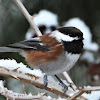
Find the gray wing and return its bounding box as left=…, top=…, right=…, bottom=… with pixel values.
left=6, top=38, right=50, bottom=52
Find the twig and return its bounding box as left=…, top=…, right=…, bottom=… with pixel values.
left=0, top=60, right=100, bottom=99
left=0, top=80, right=60, bottom=100
left=62, top=72, right=78, bottom=91
left=70, top=86, right=100, bottom=100
left=13, top=0, right=42, bottom=36
left=1, top=65, right=100, bottom=100
left=0, top=66, right=71, bottom=98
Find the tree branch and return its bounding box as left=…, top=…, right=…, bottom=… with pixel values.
left=0, top=59, right=100, bottom=100
left=0, top=66, right=71, bottom=98
left=62, top=72, right=78, bottom=91
left=13, top=0, right=42, bottom=36
left=0, top=80, right=60, bottom=100
left=1, top=65, right=100, bottom=100
left=70, top=86, right=100, bottom=100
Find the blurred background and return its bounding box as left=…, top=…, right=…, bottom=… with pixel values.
left=0, top=0, right=100, bottom=99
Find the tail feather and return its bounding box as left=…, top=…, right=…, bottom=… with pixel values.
left=0, top=47, right=20, bottom=52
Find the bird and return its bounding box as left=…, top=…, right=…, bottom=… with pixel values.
left=0, top=27, right=83, bottom=93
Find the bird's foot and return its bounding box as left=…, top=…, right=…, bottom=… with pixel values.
left=59, top=80, right=68, bottom=94
left=54, top=75, right=68, bottom=94
left=42, top=75, right=48, bottom=89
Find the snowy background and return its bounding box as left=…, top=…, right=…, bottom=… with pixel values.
left=0, top=0, right=100, bottom=100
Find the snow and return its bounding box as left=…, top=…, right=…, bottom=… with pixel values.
left=81, top=51, right=95, bottom=63
left=83, top=91, right=100, bottom=100
left=93, top=75, right=99, bottom=81
left=26, top=9, right=59, bottom=39
left=26, top=28, right=35, bottom=40
left=0, top=59, right=59, bottom=84
left=0, top=59, right=100, bottom=99
left=57, top=97, right=66, bottom=100
left=0, top=80, right=52, bottom=99
left=33, top=10, right=58, bottom=27
left=64, top=18, right=99, bottom=51
left=0, top=59, right=44, bottom=77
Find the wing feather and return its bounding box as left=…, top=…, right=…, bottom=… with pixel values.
left=6, top=38, right=50, bottom=52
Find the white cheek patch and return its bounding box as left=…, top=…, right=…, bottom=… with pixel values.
left=50, top=30, right=79, bottom=42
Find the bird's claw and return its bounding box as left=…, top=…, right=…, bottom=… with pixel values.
left=59, top=81, right=68, bottom=94
left=54, top=75, right=68, bottom=94
left=42, top=75, right=48, bottom=89
left=63, top=84, right=68, bottom=94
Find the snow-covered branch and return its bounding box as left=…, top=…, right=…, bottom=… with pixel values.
left=70, top=86, right=100, bottom=100
left=0, top=59, right=100, bottom=100
left=0, top=80, right=62, bottom=100
left=0, top=59, right=71, bottom=98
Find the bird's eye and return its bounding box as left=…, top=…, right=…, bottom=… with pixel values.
left=50, top=26, right=56, bottom=31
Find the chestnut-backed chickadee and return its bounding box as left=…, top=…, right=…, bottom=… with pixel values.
left=0, top=27, right=83, bottom=93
